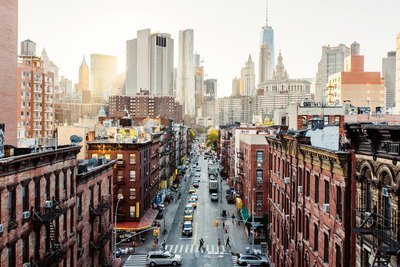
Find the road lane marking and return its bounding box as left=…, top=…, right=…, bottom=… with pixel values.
left=190, top=244, right=194, bottom=253
left=179, top=244, right=183, bottom=253
left=206, top=244, right=209, bottom=251
left=165, top=245, right=172, bottom=250
left=173, top=245, right=178, bottom=253
left=185, top=244, right=189, bottom=253
left=193, top=222, right=198, bottom=245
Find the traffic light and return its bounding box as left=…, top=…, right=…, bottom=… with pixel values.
left=153, top=228, right=159, bottom=237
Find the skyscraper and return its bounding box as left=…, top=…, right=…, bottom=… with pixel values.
left=232, top=77, right=241, bottom=96
left=260, top=0, right=274, bottom=80
left=204, top=79, right=217, bottom=99
left=90, top=54, right=117, bottom=102
left=194, top=54, right=204, bottom=117
left=126, top=29, right=174, bottom=96
left=78, top=56, right=89, bottom=93
left=315, top=44, right=350, bottom=104
left=382, top=51, right=396, bottom=110
left=396, top=33, right=400, bottom=113
left=176, top=29, right=195, bottom=116
left=0, top=0, right=18, bottom=146
left=41, top=48, right=59, bottom=89
left=241, top=55, right=256, bottom=96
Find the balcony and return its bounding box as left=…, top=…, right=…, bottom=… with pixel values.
left=353, top=208, right=400, bottom=265
left=32, top=198, right=67, bottom=223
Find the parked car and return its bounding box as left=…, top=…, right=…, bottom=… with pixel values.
left=146, top=250, right=182, bottom=266
left=236, top=254, right=269, bottom=266
left=188, top=187, right=196, bottom=194
left=211, top=193, right=218, bottom=201
left=189, top=198, right=197, bottom=208
left=191, top=193, right=198, bottom=201
left=192, top=182, right=199, bottom=188
left=181, top=221, right=193, bottom=236
left=226, top=195, right=235, bottom=204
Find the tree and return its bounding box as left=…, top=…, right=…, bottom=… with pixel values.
left=206, top=129, right=218, bottom=150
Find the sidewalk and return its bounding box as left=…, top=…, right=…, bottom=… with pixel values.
left=218, top=177, right=262, bottom=254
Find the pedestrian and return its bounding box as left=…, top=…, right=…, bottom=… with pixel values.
left=161, top=240, right=166, bottom=251
left=232, top=214, right=235, bottom=224
left=217, top=238, right=221, bottom=251
left=225, top=225, right=228, bottom=234
left=226, top=236, right=232, bottom=248
left=222, top=221, right=225, bottom=230
left=152, top=239, right=157, bottom=249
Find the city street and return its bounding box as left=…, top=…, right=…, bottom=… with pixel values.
left=123, top=150, right=250, bottom=267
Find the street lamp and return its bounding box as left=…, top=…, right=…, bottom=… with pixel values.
left=114, top=195, right=123, bottom=259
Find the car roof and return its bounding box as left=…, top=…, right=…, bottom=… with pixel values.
left=185, top=204, right=193, bottom=208
left=183, top=221, right=192, bottom=225
left=149, top=250, right=171, bottom=255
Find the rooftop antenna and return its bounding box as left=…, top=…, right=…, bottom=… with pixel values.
left=266, top=0, right=269, bottom=27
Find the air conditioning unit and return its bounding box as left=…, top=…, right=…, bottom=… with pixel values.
left=382, top=187, right=389, bottom=197
left=45, top=200, right=53, bottom=208
left=365, top=211, right=371, bottom=218
left=298, top=186, right=302, bottom=193
left=23, top=211, right=30, bottom=220
left=322, top=203, right=330, bottom=213
left=284, top=177, right=290, bottom=184
left=257, top=162, right=262, bottom=168
left=0, top=224, right=3, bottom=233
left=285, top=215, right=290, bottom=221
left=22, top=263, right=31, bottom=267
left=276, top=171, right=280, bottom=177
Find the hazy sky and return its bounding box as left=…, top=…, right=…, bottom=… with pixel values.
left=19, top=0, right=400, bottom=97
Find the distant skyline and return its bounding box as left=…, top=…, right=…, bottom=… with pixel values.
left=19, top=0, right=400, bottom=97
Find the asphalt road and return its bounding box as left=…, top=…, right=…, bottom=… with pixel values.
left=123, top=150, right=241, bottom=267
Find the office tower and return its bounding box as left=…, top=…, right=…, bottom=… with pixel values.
left=0, top=0, right=18, bottom=146
left=41, top=48, right=59, bottom=89
left=382, top=51, right=396, bottom=110
left=77, top=56, right=89, bottom=93
left=90, top=54, right=117, bottom=102
left=327, top=43, right=384, bottom=111
left=60, top=76, right=73, bottom=95
left=215, top=96, right=253, bottom=125
left=232, top=77, right=241, bottom=96
left=126, top=29, right=174, bottom=96
left=176, top=29, right=195, bottom=116
left=260, top=0, right=274, bottom=80
left=396, top=33, right=400, bottom=113
left=241, top=55, right=256, bottom=96
left=258, top=44, right=270, bottom=84
left=315, top=44, right=350, bottom=104
left=17, top=40, right=55, bottom=140
left=204, top=79, right=217, bottom=99
left=194, top=56, right=204, bottom=117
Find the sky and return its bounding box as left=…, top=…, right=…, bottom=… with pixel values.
left=19, top=0, right=400, bottom=97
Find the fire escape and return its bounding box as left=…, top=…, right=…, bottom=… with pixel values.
left=31, top=197, right=68, bottom=267
left=353, top=209, right=400, bottom=266
left=89, top=196, right=112, bottom=267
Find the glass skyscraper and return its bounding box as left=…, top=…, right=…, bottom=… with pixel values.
left=260, top=26, right=274, bottom=80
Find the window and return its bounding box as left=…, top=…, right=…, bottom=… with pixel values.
left=104, top=154, right=111, bottom=160
left=130, top=153, right=136, bottom=164
left=117, top=154, right=123, bottom=164
left=130, top=188, right=136, bottom=200
left=77, top=195, right=82, bottom=220
left=22, top=236, right=29, bottom=263
left=305, top=216, right=310, bottom=240
left=324, top=232, right=329, bottom=262
left=63, top=171, right=68, bottom=199
left=130, top=170, right=136, bottom=181
left=35, top=179, right=40, bottom=210
left=256, top=170, right=263, bottom=184
left=8, top=188, right=16, bottom=226
left=306, top=171, right=310, bottom=197
left=70, top=207, right=74, bottom=234
left=337, top=186, right=342, bottom=221
left=46, top=177, right=50, bottom=200
left=325, top=180, right=330, bottom=204
left=256, top=151, right=263, bottom=162
left=117, top=188, right=123, bottom=199
left=336, top=243, right=342, bottom=267
left=108, top=176, right=112, bottom=195
left=22, top=184, right=29, bottom=212
left=77, top=231, right=82, bottom=258
left=314, top=223, right=318, bottom=251
left=117, top=170, right=123, bottom=182
left=70, top=169, right=75, bottom=196
left=130, top=206, right=135, bottom=218
left=8, top=243, right=16, bottom=267
left=91, top=153, right=98, bottom=159
left=256, top=192, right=263, bottom=211
left=314, top=175, right=319, bottom=204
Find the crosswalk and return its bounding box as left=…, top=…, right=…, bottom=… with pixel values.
left=231, top=255, right=240, bottom=266
left=123, top=254, right=147, bottom=267
left=165, top=243, right=229, bottom=254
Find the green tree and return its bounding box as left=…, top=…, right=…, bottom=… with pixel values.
left=206, top=129, right=218, bottom=150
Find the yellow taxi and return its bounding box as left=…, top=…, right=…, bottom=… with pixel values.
left=184, top=204, right=194, bottom=221
left=188, top=187, right=196, bottom=194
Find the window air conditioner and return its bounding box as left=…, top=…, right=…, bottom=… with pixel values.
left=257, top=162, right=262, bottom=168
left=322, top=203, right=330, bottom=213
left=45, top=200, right=53, bottom=208
left=284, top=177, right=290, bottom=184
left=23, top=211, right=30, bottom=220
left=298, top=186, right=302, bottom=193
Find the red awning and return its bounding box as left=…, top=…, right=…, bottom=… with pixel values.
left=116, top=208, right=159, bottom=231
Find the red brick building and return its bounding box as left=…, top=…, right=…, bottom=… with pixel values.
left=267, top=133, right=354, bottom=267
left=76, top=158, right=115, bottom=266
left=237, top=134, right=270, bottom=243
left=0, top=145, right=80, bottom=266
left=87, top=140, right=159, bottom=232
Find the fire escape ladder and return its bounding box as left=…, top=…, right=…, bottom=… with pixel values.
left=372, top=248, right=391, bottom=266
left=49, top=221, right=61, bottom=254
left=100, top=213, right=111, bottom=266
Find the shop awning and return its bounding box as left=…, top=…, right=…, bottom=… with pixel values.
left=116, top=208, right=158, bottom=231
left=236, top=198, right=243, bottom=209
left=241, top=205, right=250, bottom=224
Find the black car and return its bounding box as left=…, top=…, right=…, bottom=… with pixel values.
left=182, top=221, right=193, bottom=236
left=226, top=195, right=235, bottom=204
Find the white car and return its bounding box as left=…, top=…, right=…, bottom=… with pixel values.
left=211, top=193, right=218, bottom=201
left=146, top=250, right=182, bottom=266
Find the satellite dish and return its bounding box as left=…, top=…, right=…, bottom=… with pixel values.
left=70, top=135, right=83, bottom=145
